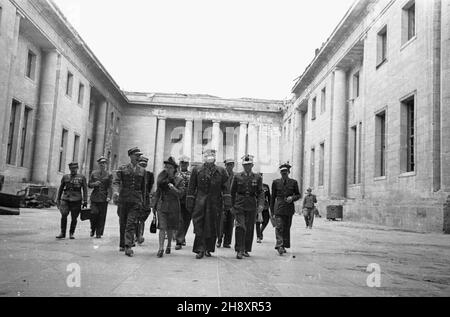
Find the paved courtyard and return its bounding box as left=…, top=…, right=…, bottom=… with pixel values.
left=0, top=206, right=449, bottom=297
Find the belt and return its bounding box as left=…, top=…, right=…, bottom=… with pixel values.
left=237, top=193, right=255, bottom=198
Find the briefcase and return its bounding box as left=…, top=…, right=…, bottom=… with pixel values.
left=80, top=208, right=92, bottom=221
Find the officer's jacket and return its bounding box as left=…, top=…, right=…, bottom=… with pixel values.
left=89, top=170, right=113, bottom=203
left=230, top=172, right=264, bottom=213
left=270, top=178, right=301, bottom=216
left=177, top=170, right=191, bottom=203
left=58, top=174, right=88, bottom=202
left=303, top=194, right=317, bottom=209
left=113, top=163, right=146, bottom=204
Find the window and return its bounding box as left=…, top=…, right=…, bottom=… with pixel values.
left=321, top=88, right=326, bottom=114
left=59, top=129, right=69, bottom=172
left=0, top=7, right=3, bottom=35
left=20, top=107, right=32, bottom=167
left=310, top=147, right=315, bottom=188
left=353, top=72, right=360, bottom=99
left=73, top=134, right=80, bottom=163
left=401, top=96, right=415, bottom=173
left=377, top=26, right=388, bottom=67
left=311, top=97, right=317, bottom=120
left=319, top=142, right=325, bottom=186
left=110, top=112, right=115, bottom=129
left=116, top=117, right=120, bottom=134
left=358, top=122, right=362, bottom=183
left=375, top=111, right=387, bottom=177
left=402, top=1, right=416, bottom=44
left=288, top=119, right=292, bottom=141
left=6, top=100, right=21, bottom=165
left=78, top=83, right=85, bottom=105
left=66, top=72, right=73, bottom=97
left=350, top=126, right=358, bottom=184
left=26, top=50, right=37, bottom=80
left=88, top=102, right=95, bottom=122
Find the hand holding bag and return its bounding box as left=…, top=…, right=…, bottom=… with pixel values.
left=150, top=213, right=158, bottom=234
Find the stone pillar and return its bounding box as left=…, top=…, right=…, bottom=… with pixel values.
left=211, top=120, right=221, bottom=159
left=184, top=119, right=193, bottom=161
left=441, top=0, right=450, bottom=191
left=248, top=123, right=259, bottom=170
left=293, top=109, right=304, bottom=189
left=238, top=122, right=248, bottom=170
left=93, top=100, right=108, bottom=162
left=31, top=50, right=59, bottom=184
left=330, top=68, right=348, bottom=199
left=154, top=117, right=166, bottom=176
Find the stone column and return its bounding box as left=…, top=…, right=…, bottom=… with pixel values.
left=154, top=117, right=166, bottom=175
left=93, top=100, right=108, bottom=162
left=237, top=122, right=248, bottom=171
left=184, top=119, right=193, bottom=161
left=441, top=0, right=450, bottom=191
left=31, top=50, right=59, bottom=184
left=248, top=123, right=259, bottom=170
left=330, top=68, right=348, bottom=199
left=212, top=120, right=221, bottom=161
left=293, top=109, right=304, bottom=188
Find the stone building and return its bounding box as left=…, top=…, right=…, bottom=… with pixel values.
left=284, top=0, right=450, bottom=232
left=1, top=0, right=449, bottom=233
left=0, top=0, right=284, bottom=195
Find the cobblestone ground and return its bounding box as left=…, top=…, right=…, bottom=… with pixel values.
left=0, top=206, right=449, bottom=297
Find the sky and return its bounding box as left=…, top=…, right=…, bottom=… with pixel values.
left=52, top=0, right=356, bottom=100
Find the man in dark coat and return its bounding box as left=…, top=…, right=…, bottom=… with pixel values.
left=56, top=162, right=88, bottom=240
left=136, top=156, right=154, bottom=245
left=186, top=149, right=232, bottom=259
left=271, top=162, right=301, bottom=255
left=175, top=155, right=192, bottom=250
left=231, top=155, right=264, bottom=259
left=113, top=147, right=146, bottom=257
left=217, top=158, right=236, bottom=249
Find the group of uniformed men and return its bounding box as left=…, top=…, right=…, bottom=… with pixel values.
left=55, top=146, right=314, bottom=259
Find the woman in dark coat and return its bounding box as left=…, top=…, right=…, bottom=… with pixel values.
left=152, top=157, right=185, bottom=258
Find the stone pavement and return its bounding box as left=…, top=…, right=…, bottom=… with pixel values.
left=0, top=206, right=449, bottom=297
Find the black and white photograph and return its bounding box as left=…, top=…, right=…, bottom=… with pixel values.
left=0, top=0, right=450, bottom=301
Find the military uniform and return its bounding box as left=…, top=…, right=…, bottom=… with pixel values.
left=113, top=148, right=146, bottom=253
left=175, top=159, right=192, bottom=247
left=218, top=160, right=236, bottom=248
left=256, top=183, right=272, bottom=242
left=271, top=163, right=301, bottom=253
left=88, top=158, right=113, bottom=238
left=136, top=156, right=155, bottom=244
left=187, top=150, right=231, bottom=258
left=231, top=155, right=264, bottom=256
left=303, top=191, right=317, bottom=229
left=56, top=163, right=88, bottom=239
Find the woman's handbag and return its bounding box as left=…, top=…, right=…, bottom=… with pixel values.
left=80, top=208, right=92, bottom=221
left=150, top=214, right=158, bottom=234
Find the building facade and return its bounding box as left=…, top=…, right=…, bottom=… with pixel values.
left=1, top=0, right=449, bottom=232
left=285, top=0, right=450, bottom=232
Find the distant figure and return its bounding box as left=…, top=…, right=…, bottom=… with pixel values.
left=303, top=188, right=318, bottom=229
left=152, top=157, right=184, bottom=258
left=271, top=162, right=301, bottom=256
left=56, top=162, right=88, bottom=240
left=88, top=156, right=113, bottom=239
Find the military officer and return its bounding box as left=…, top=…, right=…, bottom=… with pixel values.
left=56, top=162, right=88, bottom=240
left=88, top=156, right=113, bottom=239
left=217, top=158, right=236, bottom=249
left=136, top=156, right=155, bottom=245
left=270, top=162, right=301, bottom=255
left=230, top=155, right=264, bottom=260
left=303, top=188, right=318, bottom=229
left=187, top=149, right=232, bottom=259
left=175, top=155, right=192, bottom=250
left=113, top=147, right=146, bottom=257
